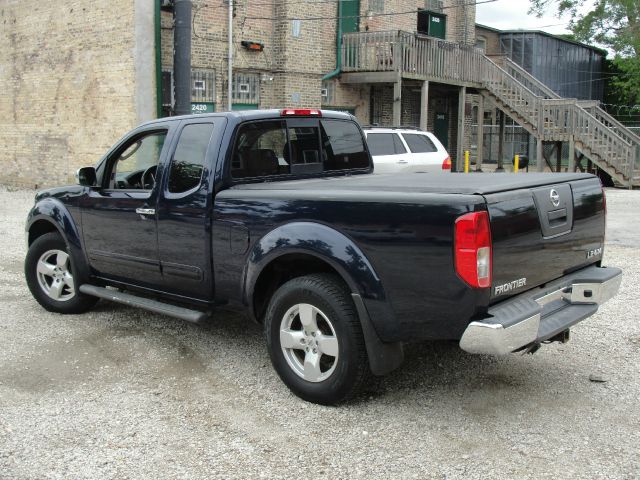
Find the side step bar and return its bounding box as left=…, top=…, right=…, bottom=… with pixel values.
left=79, top=284, right=208, bottom=324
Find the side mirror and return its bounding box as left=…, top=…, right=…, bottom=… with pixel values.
left=76, top=167, right=97, bottom=187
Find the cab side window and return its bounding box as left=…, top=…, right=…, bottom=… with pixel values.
left=167, top=123, right=215, bottom=193
left=107, top=130, right=167, bottom=190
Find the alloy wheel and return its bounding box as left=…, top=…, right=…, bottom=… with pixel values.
left=279, top=303, right=339, bottom=382
left=36, top=249, right=75, bottom=302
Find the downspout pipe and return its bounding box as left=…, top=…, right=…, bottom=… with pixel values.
left=322, top=0, right=343, bottom=81
left=154, top=0, right=162, bottom=118
left=227, top=0, right=233, bottom=111
left=174, top=0, right=192, bottom=116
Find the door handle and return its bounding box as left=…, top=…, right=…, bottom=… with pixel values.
left=397, top=159, right=409, bottom=164
left=136, top=208, right=156, bottom=216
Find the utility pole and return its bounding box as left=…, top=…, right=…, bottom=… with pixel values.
left=227, top=0, right=233, bottom=111
left=173, top=0, right=192, bottom=116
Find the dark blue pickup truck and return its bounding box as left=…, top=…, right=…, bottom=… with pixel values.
left=24, top=109, right=621, bottom=404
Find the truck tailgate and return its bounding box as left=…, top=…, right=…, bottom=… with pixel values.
left=486, top=176, right=606, bottom=303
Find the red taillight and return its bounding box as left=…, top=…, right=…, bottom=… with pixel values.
left=455, top=211, right=492, bottom=288
left=442, top=156, right=452, bottom=170
left=280, top=108, right=322, bottom=117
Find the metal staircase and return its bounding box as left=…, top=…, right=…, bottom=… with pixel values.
left=341, top=31, right=640, bottom=187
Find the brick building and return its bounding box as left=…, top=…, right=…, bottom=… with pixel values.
left=0, top=0, right=478, bottom=187
left=3, top=0, right=636, bottom=187
left=0, top=0, right=155, bottom=188
left=160, top=0, right=477, bottom=137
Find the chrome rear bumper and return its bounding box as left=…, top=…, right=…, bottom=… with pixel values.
left=460, top=265, right=622, bottom=355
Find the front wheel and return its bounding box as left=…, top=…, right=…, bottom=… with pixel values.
left=25, top=232, right=98, bottom=314
left=265, top=274, right=370, bottom=405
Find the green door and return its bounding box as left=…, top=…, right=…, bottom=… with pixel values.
left=428, top=13, right=446, bottom=39
left=341, top=0, right=359, bottom=33
left=341, top=0, right=359, bottom=67
left=434, top=112, right=449, bottom=150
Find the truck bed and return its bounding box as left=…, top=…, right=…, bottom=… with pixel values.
left=233, top=172, right=593, bottom=195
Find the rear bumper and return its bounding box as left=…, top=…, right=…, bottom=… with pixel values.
left=459, top=265, right=622, bottom=355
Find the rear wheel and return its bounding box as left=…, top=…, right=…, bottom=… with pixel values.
left=265, top=274, right=369, bottom=405
left=25, top=232, right=98, bottom=314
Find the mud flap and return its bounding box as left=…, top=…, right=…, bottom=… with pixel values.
left=351, top=293, right=404, bottom=376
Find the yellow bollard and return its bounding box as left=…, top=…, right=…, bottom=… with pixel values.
left=514, top=154, right=519, bottom=173
left=464, top=150, right=470, bottom=173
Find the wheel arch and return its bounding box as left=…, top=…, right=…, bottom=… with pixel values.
left=244, top=222, right=387, bottom=324
left=28, top=218, right=62, bottom=246
left=26, top=199, right=90, bottom=284
left=249, top=250, right=356, bottom=324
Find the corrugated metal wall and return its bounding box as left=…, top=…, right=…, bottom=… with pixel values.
left=499, top=32, right=603, bottom=101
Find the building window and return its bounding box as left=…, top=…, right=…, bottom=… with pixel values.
left=162, top=69, right=173, bottom=108
left=190, top=69, right=216, bottom=114
left=191, top=69, right=215, bottom=103
left=292, top=19, right=301, bottom=38
left=321, top=81, right=335, bottom=105
left=232, top=72, right=260, bottom=104
left=369, top=0, right=384, bottom=13
left=475, top=36, right=487, bottom=52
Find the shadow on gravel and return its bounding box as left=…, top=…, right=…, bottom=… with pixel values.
left=5, top=298, right=571, bottom=412
left=351, top=340, right=571, bottom=412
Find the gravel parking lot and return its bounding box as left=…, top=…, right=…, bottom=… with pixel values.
left=0, top=186, right=638, bottom=479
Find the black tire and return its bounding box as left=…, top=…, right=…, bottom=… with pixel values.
left=25, top=232, right=98, bottom=314
left=265, top=273, right=370, bottom=405
left=597, top=168, right=615, bottom=187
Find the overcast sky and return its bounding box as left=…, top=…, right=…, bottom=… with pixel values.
left=476, top=0, right=579, bottom=35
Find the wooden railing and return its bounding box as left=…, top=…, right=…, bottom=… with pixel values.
left=582, top=104, right=640, bottom=147
left=342, top=31, right=485, bottom=85
left=342, top=30, right=639, bottom=184
left=498, top=58, right=640, bottom=179
left=479, top=54, right=635, bottom=179
left=583, top=106, right=640, bottom=177
left=502, top=58, right=560, bottom=100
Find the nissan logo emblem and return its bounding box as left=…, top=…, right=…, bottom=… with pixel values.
left=550, top=189, right=560, bottom=207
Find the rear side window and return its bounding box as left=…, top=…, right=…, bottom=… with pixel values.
left=319, top=120, right=369, bottom=170
left=231, top=119, right=369, bottom=179
left=232, top=120, right=288, bottom=179
left=168, top=123, right=215, bottom=193
left=367, top=133, right=406, bottom=155
left=402, top=133, right=437, bottom=153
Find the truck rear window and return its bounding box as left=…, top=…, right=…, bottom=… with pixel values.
left=232, top=119, right=369, bottom=179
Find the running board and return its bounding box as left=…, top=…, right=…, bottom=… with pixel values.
left=79, top=284, right=208, bottom=324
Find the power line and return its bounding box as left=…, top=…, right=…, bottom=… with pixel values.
left=243, top=0, right=498, bottom=22
left=205, top=0, right=361, bottom=10
left=559, top=75, right=640, bottom=86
